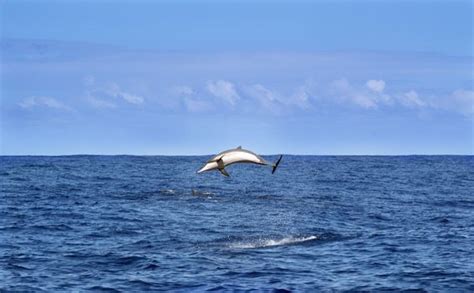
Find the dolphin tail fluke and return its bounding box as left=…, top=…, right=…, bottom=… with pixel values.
left=271, top=155, right=283, bottom=174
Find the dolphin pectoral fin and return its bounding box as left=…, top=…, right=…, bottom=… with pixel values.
left=216, top=158, right=229, bottom=176
left=217, top=158, right=225, bottom=169
left=272, top=155, right=283, bottom=174
left=219, top=168, right=230, bottom=177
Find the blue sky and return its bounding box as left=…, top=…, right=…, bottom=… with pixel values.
left=1, top=0, right=473, bottom=155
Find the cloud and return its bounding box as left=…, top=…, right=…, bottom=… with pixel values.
left=243, top=83, right=313, bottom=113
left=244, top=84, right=282, bottom=113
left=120, top=92, right=144, bottom=104
left=366, top=80, right=386, bottom=93
left=167, top=79, right=471, bottom=117
left=206, top=80, right=240, bottom=106
left=247, top=84, right=278, bottom=103
left=5, top=40, right=472, bottom=117
left=291, top=87, right=311, bottom=109
left=172, top=85, right=194, bottom=96
left=85, top=92, right=117, bottom=109
left=288, top=79, right=317, bottom=110
left=441, top=89, right=474, bottom=116
left=83, top=77, right=144, bottom=108
left=327, top=79, right=396, bottom=109
left=452, top=89, right=474, bottom=113
left=352, top=94, right=378, bottom=109
left=397, top=90, right=426, bottom=108
left=18, top=96, right=72, bottom=111
left=330, top=78, right=351, bottom=92
left=394, top=89, right=473, bottom=116
left=183, top=97, right=213, bottom=112
left=169, top=85, right=214, bottom=112
left=330, top=79, right=378, bottom=108
left=327, top=79, right=472, bottom=116
left=104, top=82, right=144, bottom=105
left=169, top=85, right=213, bottom=112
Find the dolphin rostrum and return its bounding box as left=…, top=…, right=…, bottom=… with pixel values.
left=197, top=146, right=283, bottom=177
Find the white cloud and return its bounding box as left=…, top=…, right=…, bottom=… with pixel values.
left=104, top=82, right=144, bottom=105
left=170, top=79, right=471, bottom=117
left=331, top=79, right=351, bottom=92
left=172, top=85, right=194, bottom=96
left=330, top=79, right=378, bottom=109
left=398, top=90, right=426, bottom=108
left=206, top=80, right=240, bottom=106
left=444, top=89, right=474, bottom=116
left=352, top=93, right=378, bottom=109
left=168, top=85, right=213, bottom=112
left=327, top=79, right=395, bottom=109
left=286, top=80, right=316, bottom=110
left=394, top=89, right=473, bottom=116
left=85, top=92, right=117, bottom=109
left=83, top=77, right=145, bottom=108
left=244, top=84, right=282, bottom=113
left=291, top=87, right=311, bottom=109
left=248, top=84, right=277, bottom=102
left=18, top=97, right=40, bottom=109
left=183, top=97, right=213, bottom=112
left=243, top=83, right=313, bottom=113
left=169, top=85, right=214, bottom=113
left=121, top=92, right=144, bottom=105
left=19, top=96, right=72, bottom=111
left=366, top=80, right=386, bottom=93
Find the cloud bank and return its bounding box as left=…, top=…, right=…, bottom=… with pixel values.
left=3, top=39, right=472, bottom=155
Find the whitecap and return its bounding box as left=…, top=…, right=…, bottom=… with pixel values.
left=228, top=235, right=319, bottom=249
left=160, top=189, right=176, bottom=195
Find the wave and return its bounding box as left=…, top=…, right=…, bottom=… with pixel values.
left=93, top=176, right=116, bottom=181
left=87, top=285, right=121, bottom=292
left=30, top=224, right=74, bottom=231
left=160, top=189, right=176, bottom=195
left=191, top=189, right=213, bottom=196
left=228, top=235, right=320, bottom=249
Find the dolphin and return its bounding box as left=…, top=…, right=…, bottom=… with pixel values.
left=197, top=146, right=283, bottom=177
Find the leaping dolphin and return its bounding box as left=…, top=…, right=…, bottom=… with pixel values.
left=197, top=146, right=283, bottom=177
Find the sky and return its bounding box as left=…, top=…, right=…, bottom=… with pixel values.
left=0, top=0, right=473, bottom=155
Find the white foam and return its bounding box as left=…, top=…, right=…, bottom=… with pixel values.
left=161, top=189, right=175, bottom=194
left=228, top=235, right=319, bottom=249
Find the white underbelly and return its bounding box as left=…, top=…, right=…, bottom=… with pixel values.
left=222, top=151, right=261, bottom=166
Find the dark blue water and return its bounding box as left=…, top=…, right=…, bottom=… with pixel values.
left=1, top=155, right=473, bottom=292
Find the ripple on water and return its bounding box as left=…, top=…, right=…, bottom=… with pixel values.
left=213, top=232, right=344, bottom=249
left=87, top=285, right=121, bottom=292
left=1, top=155, right=473, bottom=292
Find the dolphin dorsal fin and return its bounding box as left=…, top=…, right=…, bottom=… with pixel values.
left=236, top=146, right=242, bottom=149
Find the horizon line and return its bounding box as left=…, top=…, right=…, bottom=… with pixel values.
left=0, top=153, right=472, bottom=157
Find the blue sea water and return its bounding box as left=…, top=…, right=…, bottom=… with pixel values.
left=1, top=155, right=473, bottom=292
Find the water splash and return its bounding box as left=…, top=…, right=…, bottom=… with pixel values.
left=228, top=235, right=320, bottom=249
left=160, top=189, right=176, bottom=195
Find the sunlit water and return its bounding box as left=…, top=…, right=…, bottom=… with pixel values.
left=1, top=155, right=473, bottom=291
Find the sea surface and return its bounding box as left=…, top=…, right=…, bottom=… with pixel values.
left=1, top=155, right=473, bottom=292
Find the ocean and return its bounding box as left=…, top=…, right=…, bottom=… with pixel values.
left=1, top=155, right=473, bottom=292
